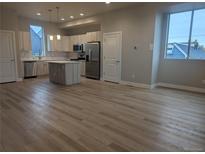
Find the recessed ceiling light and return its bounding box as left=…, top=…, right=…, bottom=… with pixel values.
left=61, top=18, right=65, bottom=21
left=36, top=13, right=41, bottom=16
left=70, top=16, right=74, bottom=19
left=80, top=13, right=84, bottom=16
left=105, top=2, right=110, bottom=4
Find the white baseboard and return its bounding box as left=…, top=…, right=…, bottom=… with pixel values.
left=16, top=78, right=23, bottom=82
left=157, top=82, right=205, bottom=93
left=120, top=80, right=156, bottom=89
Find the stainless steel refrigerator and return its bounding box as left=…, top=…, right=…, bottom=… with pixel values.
left=84, top=41, right=100, bottom=80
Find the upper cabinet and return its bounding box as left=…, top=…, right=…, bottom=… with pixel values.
left=47, top=31, right=101, bottom=52
left=86, top=31, right=101, bottom=42
left=19, top=31, right=32, bottom=51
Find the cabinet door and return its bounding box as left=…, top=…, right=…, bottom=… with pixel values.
left=80, top=34, right=87, bottom=44
left=23, top=32, right=32, bottom=51
left=43, top=62, right=48, bottom=75
left=37, top=62, right=42, bottom=75
left=19, top=31, right=31, bottom=51
left=55, top=39, right=61, bottom=51
left=96, top=31, right=101, bottom=41
left=80, top=61, right=85, bottom=76
left=37, top=62, right=48, bottom=75
left=69, top=36, right=75, bottom=51
left=61, top=36, right=69, bottom=51
left=86, top=32, right=97, bottom=42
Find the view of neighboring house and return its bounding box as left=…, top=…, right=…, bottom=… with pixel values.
left=167, top=42, right=205, bottom=59
left=30, top=25, right=44, bottom=56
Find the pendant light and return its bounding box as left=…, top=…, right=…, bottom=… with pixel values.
left=56, top=7, right=61, bottom=40
left=48, top=9, right=53, bottom=41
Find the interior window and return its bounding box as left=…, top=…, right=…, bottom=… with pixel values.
left=166, top=11, right=192, bottom=59
left=30, top=25, right=45, bottom=56
left=165, top=8, right=205, bottom=60
left=190, top=9, right=205, bottom=60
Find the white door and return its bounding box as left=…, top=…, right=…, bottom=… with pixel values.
left=0, top=31, right=16, bottom=83
left=103, top=32, right=122, bottom=83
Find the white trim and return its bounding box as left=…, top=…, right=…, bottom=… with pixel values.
left=120, top=80, right=156, bottom=89
left=103, top=31, right=122, bottom=83
left=12, top=31, right=19, bottom=81
left=157, top=82, right=205, bottom=93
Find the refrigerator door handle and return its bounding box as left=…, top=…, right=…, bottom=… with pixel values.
left=89, top=49, right=92, bottom=61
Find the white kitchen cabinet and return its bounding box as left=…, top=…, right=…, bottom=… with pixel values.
left=96, top=31, right=101, bottom=41
left=86, top=31, right=101, bottom=42
left=48, top=61, right=80, bottom=85
left=79, top=34, right=87, bottom=44
left=61, top=36, right=69, bottom=51
left=79, top=60, right=86, bottom=76
left=37, top=61, right=49, bottom=76
left=19, top=31, right=32, bottom=51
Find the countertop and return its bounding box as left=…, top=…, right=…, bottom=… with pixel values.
left=21, top=57, right=68, bottom=62
left=47, top=60, right=81, bottom=64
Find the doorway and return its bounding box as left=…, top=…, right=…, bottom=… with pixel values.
left=0, top=30, right=17, bottom=83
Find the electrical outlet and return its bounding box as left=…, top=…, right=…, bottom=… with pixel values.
left=202, top=80, right=205, bottom=84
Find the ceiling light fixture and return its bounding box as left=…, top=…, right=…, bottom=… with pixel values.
left=56, top=7, right=61, bottom=40
left=61, top=18, right=65, bottom=21
left=36, top=12, right=41, bottom=16
left=70, top=16, right=74, bottom=19
left=105, top=2, right=110, bottom=4
left=49, top=35, right=54, bottom=41
left=57, top=34, right=61, bottom=40
left=80, top=13, right=84, bottom=16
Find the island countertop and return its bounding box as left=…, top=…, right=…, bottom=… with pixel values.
left=48, top=60, right=81, bottom=85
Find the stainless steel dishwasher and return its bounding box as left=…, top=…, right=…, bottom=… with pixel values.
left=23, top=61, right=37, bottom=78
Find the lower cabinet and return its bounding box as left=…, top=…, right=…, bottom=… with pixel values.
left=37, top=62, right=49, bottom=76
left=80, top=60, right=86, bottom=76
left=49, top=62, right=80, bottom=85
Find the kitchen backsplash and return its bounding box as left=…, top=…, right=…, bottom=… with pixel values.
left=21, top=50, right=79, bottom=60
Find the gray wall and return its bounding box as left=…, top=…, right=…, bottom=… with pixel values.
left=62, top=3, right=205, bottom=89
left=158, top=14, right=205, bottom=88
left=100, top=5, right=156, bottom=84
left=63, top=4, right=158, bottom=84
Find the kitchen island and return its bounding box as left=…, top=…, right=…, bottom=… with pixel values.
left=48, top=61, right=81, bottom=85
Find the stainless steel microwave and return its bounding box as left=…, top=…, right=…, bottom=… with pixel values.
left=73, top=44, right=83, bottom=52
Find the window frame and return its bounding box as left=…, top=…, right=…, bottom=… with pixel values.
left=164, top=8, right=205, bottom=61
left=30, top=25, right=46, bottom=57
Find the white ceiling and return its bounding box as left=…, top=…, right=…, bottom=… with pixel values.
left=2, top=2, right=136, bottom=23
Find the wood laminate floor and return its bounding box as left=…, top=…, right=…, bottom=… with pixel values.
left=0, top=77, right=205, bottom=152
